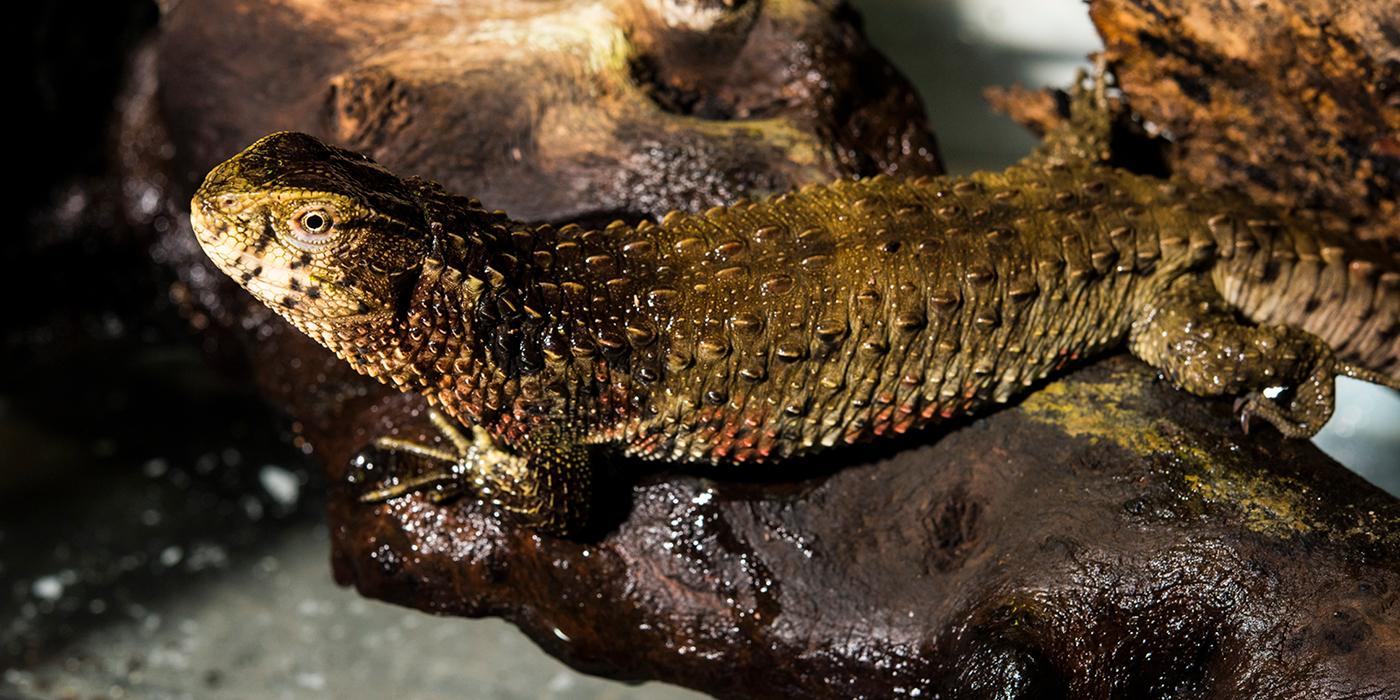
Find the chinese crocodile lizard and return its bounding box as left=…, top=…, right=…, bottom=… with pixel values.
left=190, top=76, right=1400, bottom=534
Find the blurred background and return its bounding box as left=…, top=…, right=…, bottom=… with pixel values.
left=3, top=1, right=1396, bottom=698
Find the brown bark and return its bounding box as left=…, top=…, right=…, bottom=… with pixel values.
left=152, top=0, right=939, bottom=224
left=997, top=0, right=1400, bottom=245
left=110, top=0, right=1400, bottom=697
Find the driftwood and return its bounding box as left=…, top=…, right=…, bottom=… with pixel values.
left=104, top=0, right=1400, bottom=697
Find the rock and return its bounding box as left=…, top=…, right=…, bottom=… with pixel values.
left=152, top=0, right=940, bottom=223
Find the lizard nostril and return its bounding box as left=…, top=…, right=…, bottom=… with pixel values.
left=211, top=193, right=238, bottom=211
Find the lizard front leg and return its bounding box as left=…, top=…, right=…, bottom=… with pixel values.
left=352, top=410, right=593, bottom=536
left=1128, top=275, right=1377, bottom=437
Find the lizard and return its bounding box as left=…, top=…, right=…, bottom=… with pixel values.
left=190, top=72, right=1400, bottom=535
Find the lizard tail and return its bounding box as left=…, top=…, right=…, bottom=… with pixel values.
left=1211, top=221, right=1400, bottom=382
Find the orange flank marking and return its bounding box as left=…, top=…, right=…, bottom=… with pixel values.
left=635, top=434, right=659, bottom=452
left=756, top=435, right=776, bottom=459
left=893, top=413, right=917, bottom=433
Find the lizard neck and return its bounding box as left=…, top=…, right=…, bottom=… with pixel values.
left=305, top=255, right=495, bottom=423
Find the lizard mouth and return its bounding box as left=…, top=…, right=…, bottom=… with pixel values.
left=189, top=197, right=293, bottom=296
left=189, top=198, right=262, bottom=281
left=189, top=198, right=240, bottom=266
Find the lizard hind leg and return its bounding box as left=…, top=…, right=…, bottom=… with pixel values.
left=350, top=409, right=594, bottom=535
left=1130, top=276, right=1344, bottom=438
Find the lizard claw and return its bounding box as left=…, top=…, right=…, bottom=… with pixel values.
left=1230, top=389, right=1325, bottom=439
left=1234, top=395, right=1254, bottom=435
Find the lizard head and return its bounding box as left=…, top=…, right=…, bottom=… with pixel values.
left=190, top=131, right=433, bottom=332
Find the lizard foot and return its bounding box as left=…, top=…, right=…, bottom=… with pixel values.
left=350, top=409, right=524, bottom=504
left=1232, top=364, right=1336, bottom=439
left=348, top=409, right=593, bottom=535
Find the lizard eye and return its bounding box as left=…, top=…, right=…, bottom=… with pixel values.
left=288, top=205, right=337, bottom=248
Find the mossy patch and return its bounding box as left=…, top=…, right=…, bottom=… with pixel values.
left=1020, top=368, right=1399, bottom=548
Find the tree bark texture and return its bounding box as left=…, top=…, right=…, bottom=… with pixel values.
left=998, top=0, right=1400, bottom=246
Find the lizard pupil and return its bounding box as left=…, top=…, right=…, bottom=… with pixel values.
left=302, top=212, right=328, bottom=232
left=286, top=205, right=338, bottom=250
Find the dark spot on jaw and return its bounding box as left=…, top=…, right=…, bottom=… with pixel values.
left=281, top=296, right=298, bottom=309
left=289, top=278, right=302, bottom=292
left=289, top=252, right=313, bottom=270
left=252, top=265, right=264, bottom=277
left=240, top=271, right=254, bottom=283
left=253, top=219, right=276, bottom=253
left=307, top=286, right=322, bottom=300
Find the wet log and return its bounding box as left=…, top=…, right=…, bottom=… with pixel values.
left=114, top=0, right=1400, bottom=697
left=327, top=356, right=1400, bottom=698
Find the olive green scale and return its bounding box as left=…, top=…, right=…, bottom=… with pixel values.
left=530, top=167, right=1200, bottom=460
